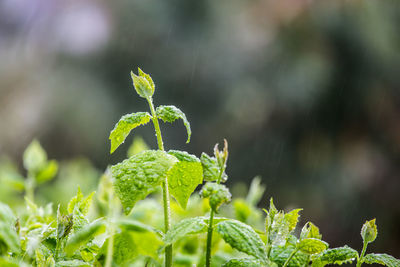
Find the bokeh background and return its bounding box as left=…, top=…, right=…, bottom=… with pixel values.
left=1, top=0, right=399, bottom=259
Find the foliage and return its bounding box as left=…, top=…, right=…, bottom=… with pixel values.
left=0, top=70, right=398, bottom=266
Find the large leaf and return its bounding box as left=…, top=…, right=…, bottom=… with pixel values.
left=270, top=246, right=308, bottom=267
left=318, top=246, right=358, bottom=265
left=109, top=112, right=152, bottom=153
left=64, top=219, right=106, bottom=255
left=167, top=150, right=203, bottom=209
left=298, top=238, right=328, bottom=255
left=0, top=202, right=20, bottom=253
left=163, top=217, right=208, bottom=245
left=216, top=219, right=267, bottom=263
left=222, top=258, right=264, bottom=267
left=363, top=253, right=400, bottom=267
left=111, top=150, right=177, bottom=214
left=156, top=105, right=191, bottom=143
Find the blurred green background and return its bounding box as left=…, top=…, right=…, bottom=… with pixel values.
left=0, top=0, right=399, bottom=258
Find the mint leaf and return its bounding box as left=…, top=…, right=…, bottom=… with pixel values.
left=270, top=246, right=308, bottom=267
left=64, top=219, right=106, bottom=256
left=131, top=68, right=155, bottom=99
left=216, top=219, right=267, bottom=263
left=285, top=209, right=302, bottom=233
left=156, top=105, right=191, bottom=143
left=167, top=150, right=203, bottom=209
left=200, top=182, right=231, bottom=212
left=363, top=253, right=400, bottom=267
left=109, top=112, right=152, bottom=153
left=23, top=139, right=47, bottom=173
left=56, top=260, right=91, bottom=267
left=361, top=219, right=377, bottom=244
left=318, top=246, right=358, bottom=265
left=0, top=202, right=20, bottom=253
left=111, top=150, right=177, bottom=214
left=200, top=153, right=223, bottom=182
left=300, top=222, right=322, bottom=240
left=35, top=160, right=58, bottom=184
left=163, top=217, right=208, bottom=245
left=222, top=258, right=264, bottom=267
left=298, top=238, right=328, bottom=255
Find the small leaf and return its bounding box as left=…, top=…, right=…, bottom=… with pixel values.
left=0, top=202, right=20, bottom=253
left=67, top=187, right=94, bottom=216
left=200, top=182, right=231, bottom=212
left=131, top=68, right=155, bottom=99
left=285, top=209, right=302, bottom=233
left=109, top=112, right=152, bottom=153
left=363, top=253, right=400, bottom=267
left=118, top=218, right=159, bottom=234
left=222, top=258, right=264, bottom=267
left=298, top=238, right=328, bottom=255
left=156, top=105, right=191, bottom=143
left=111, top=150, right=178, bottom=214
left=318, top=246, right=358, bottom=265
left=35, top=160, right=58, bottom=184
left=167, top=150, right=203, bottom=209
left=55, top=260, right=90, bottom=267
left=57, top=206, right=73, bottom=240
left=216, top=219, right=267, bottom=263
left=64, top=219, right=106, bottom=255
left=300, top=222, right=322, bottom=240
left=163, top=217, right=208, bottom=245
left=23, top=139, right=47, bottom=173
left=361, top=219, right=377, bottom=244
left=200, top=153, right=220, bottom=182
left=245, top=176, right=266, bottom=206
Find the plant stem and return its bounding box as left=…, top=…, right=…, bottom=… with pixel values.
left=26, top=175, right=35, bottom=202
left=147, top=97, right=172, bottom=267
left=105, top=190, right=118, bottom=267
left=282, top=248, right=298, bottom=267
left=356, top=241, right=368, bottom=267
left=205, top=169, right=224, bottom=267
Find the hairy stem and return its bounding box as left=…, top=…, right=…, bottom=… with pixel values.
left=356, top=241, right=368, bottom=267
left=282, top=248, right=299, bottom=267
left=147, top=97, right=172, bottom=267
left=205, top=168, right=224, bottom=267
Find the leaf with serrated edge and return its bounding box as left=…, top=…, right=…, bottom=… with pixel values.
left=167, top=150, right=203, bottom=209
left=216, top=219, right=267, bottom=263
left=0, top=202, right=20, bottom=253
left=222, top=258, right=264, bottom=267
left=163, top=217, right=208, bottom=245
left=156, top=105, right=191, bottom=143
left=200, top=153, right=220, bottom=182
left=318, top=246, right=358, bottom=265
left=363, top=253, right=400, bottom=267
left=109, top=112, right=152, bottom=153
left=112, top=150, right=177, bottom=214
left=270, top=246, right=308, bottom=267
left=285, top=209, right=302, bottom=233
left=298, top=238, right=328, bottom=255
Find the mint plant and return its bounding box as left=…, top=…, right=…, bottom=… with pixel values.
left=109, top=68, right=202, bottom=267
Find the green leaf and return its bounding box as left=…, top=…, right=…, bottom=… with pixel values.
left=0, top=202, right=20, bottom=253
left=102, top=231, right=137, bottom=266
left=163, top=217, right=208, bottom=246
left=35, top=160, right=58, bottom=184
left=361, top=219, right=377, bottom=244
left=111, top=150, right=178, bottom=214
left=298, top=238, right=328, bottom=255
left=233, top=199, right=252, bottom=223
left=167, top=150, right=203, bottom=209
left=67, top=187, right=94, bottom=217
left=300, top=222, right=322, bottom=240
left=363, top=253, right=400, bottom=267
left=222, top=258, right=264, bottom=267
left=131, top=68, right=155, bottom=99
left=64, top=219, right=106, bottom=255
left=117, top=218, right=160, bottom=235
left=23, top=139, right=47, bottom=173
left=216, top=219, right=267, bottom=263
left=56, top=206, right=73, bottom=240
left=55, top=260, right=90, bottom=267
left=200, top=153, right=221, bottom=182
left=318, top=246, right=358, bottom=265
left=156, top=105, right=191, bottom=143
left=200, top=182, right=231, bottom=212
left=270, top=246, right=308, bottom=267
left=245, top=176, right=266, bottom=206
left=285, top=209, right=302, bottom=233
left=109, top=112, right=152, bottom=153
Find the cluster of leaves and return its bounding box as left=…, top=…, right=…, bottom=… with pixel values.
left=0, top=69, right=399, bottom=267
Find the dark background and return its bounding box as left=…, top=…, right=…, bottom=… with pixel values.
left=0, top=0, right=399, bottom=258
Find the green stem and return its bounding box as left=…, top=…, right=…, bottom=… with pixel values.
left=105, top=191, right=118, bottom=267
left=357, top=241, right=368, bottom=267
left=205, top=168, right=225, bottom=267
left=26, top=175, right=35, bottom=202
left=147, top=97, right=172, bottom=267
left=282, top=248, right=299, bottom=267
